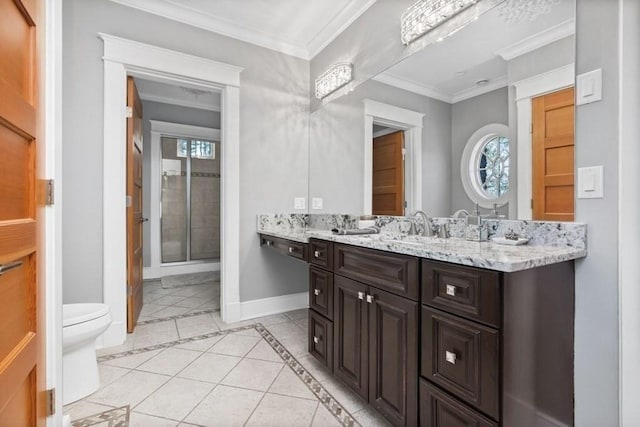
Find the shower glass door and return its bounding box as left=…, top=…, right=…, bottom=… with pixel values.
left=161, top=136, right=220, bottom=264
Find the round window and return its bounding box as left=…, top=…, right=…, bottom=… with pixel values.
left=460, top=124, right=510, bottom=208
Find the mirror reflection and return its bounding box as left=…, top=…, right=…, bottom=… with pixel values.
left=308, top=0, right=575, bottom=221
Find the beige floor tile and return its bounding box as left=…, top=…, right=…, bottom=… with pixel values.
left=176, top=313, right=219, bottom=338
left=268, top=367, right=316, bottom=400
left=295, top=317, right=309, bottom=330
left=296, top=354, right=332, bottom=383
left=311, top=404, right=343, bottom=427
left=139, top=302, right=168, bottom=317
left=96, top=335, right=134, bottom=357
left=137, top=348, right=202, bottom=376
left=177, top=352, right=241, bottom=384
left=150, top=306, right=192, bottom=319
left=133, top=321, right=180, bottom=348
left=252, top=313, right=292, bottom=326
left=221, top=358, right=284, bottom=392
left=284, top=308, right=309, bottom=321
left=174, top=335, right=224, bottom=352
left=101, top=349, right=163, bottom=369
left=265, top=322, right=307, bottom=342
left=86, top=370, right=170, bottom=408
left=173, top=296, right=212, bottom=309
left=212, top=312, right=258, bottom=330
left=278, top=335, right=309, bottom=357
left=129, top=411, right=179, bottom=427
left=183, top=385, right=263, bottom=427
left=245, top=393, right=318, bottom=427
left=353, top=406, right=393, bottom=426
left=230, top=328, right=261, bottom=338
left=98, top=364, right=130, bottom=387
left=64, top=400, right=115, bottom=421
left=135, top=377, right=214, bottom=421
left=208, top=334, right=260, bottom=357
left=168, top=285, right=212, bottom=297
left=245, top=340, right=283, bottom=362
left=319, top=377, right=367, bottom=414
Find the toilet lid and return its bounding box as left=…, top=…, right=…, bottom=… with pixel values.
left=63, top=303, right=110, bottom=327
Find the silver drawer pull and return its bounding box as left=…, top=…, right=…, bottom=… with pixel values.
left=313, top=336, right=320, bottom=344
left=445, top=350, right=457, bottom=365
left=0, top=261, right=23, bottom=276
left=314, top=288, right=321, bottom=296
left=358, top=291, right=365, bottom=300
left=288, top=247, right=295, bottom=253
left=266, top=240, right=274, bottom=246
left=314, top=250, right=321, bottom=258
left=366, top=294, right=375, bottom=304
left=445, top=284, right=456, bottom=296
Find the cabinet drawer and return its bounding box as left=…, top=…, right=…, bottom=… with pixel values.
left=260, top=234, right=308, bottom=262
left=420, top=379, right=498, bottom=427
left=309, top=310, right=333, bottom=371
left=309, top=239, right=333, bottom=270
left=421, top=307, right=499, bottom=419
left=309, top=266, right=333, bottom=320
left=334, top=244, right=419, bottom=300
left=422, top=260, right=501, bottom=328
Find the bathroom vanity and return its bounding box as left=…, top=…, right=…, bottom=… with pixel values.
left=259, top=220, right=586, bottom=427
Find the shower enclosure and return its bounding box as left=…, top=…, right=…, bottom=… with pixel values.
left=160, top=136, right=220, bottom=264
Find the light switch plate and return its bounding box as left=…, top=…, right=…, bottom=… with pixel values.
left=577, top=166, right=604, bottom=199
left=294, top=197, right=306, bottom=210
left=311, top=198, right=323, bottom=210
left=576, top=69, right=602, bottom=105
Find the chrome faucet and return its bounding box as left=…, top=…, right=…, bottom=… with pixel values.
left=411, top=210, right=435, bottom=237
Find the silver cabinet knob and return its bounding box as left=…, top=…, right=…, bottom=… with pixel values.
left=313, top=336, right=320, bottom=344
left=288, top=247, right=294, bottom=253
left=314, top=250, right=321, bottom=258
left=314, top=288, right=321, bottom=296
left=358, top=291, right=365, bottom=300
left=445, top=284, right=456, bottom=296
left=265, top=240, right=273, bottom=246
left=445, top=350, right=457, bottom=364
left=366, top=294, right=375, bottom=304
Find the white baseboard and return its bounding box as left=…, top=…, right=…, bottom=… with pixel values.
left=143, top=262, right=220, bottom=280
left=239, top=292, right=308, bottom=321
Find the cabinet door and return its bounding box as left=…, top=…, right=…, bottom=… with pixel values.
left=334, top=275, right=369, bottom=399
left=369, top=288, right=419, bottom=427
left=309, top=266, right=333, bottom=320
left=308, top=310, right=333, bottom=371
left=420, top=379, right=498, bottom=427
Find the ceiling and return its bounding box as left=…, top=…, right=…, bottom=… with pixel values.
left=374, top=0, right=575, bottom=103
left=108, top=0, right=377, bottom=59
left=135, top=78, right=221, bottom=112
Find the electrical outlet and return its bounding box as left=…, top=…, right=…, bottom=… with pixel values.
left=312, top=198, right=323, bottom=210
left=294, top=197, right=306, bottom=210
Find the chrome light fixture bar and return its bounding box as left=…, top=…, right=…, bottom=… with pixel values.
left=401, top=0, right=479, bottom=45
left=314, top=62, right=353, bottom=100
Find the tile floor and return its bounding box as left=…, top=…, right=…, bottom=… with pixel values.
left=71, top=280, right=391, bottom=427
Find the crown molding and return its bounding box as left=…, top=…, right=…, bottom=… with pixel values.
left=139, top=91, right=221, bottom=112
left=307, top=0, right=377, bottom=59
left=495, top=18, right=575, bottom=61
left=106, top=0, right=376, bottom=60
left=451, top=75, right=508, bottom=103
left=373, top=73, right=453, bottom=103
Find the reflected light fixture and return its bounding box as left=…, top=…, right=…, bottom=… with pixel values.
left=498, top=0, right=559, bottom=23
left=314, top=62, right=353, bottom=99
left=401, top=0, right=478, bottom=45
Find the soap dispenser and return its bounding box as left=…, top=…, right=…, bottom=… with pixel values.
left=465, top=204, right=488, bottom=241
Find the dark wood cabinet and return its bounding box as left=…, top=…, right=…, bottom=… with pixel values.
left=309, top=266, right=334, bottom=320
left=308, top=309, right=333, bottom=371
left=259, top=234, right=308, bottom=262
left=420, top=379, right=498, bottom=427
left=310, top=238, right=333, bottom=270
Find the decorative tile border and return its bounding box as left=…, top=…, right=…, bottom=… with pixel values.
left=136, top=309, right=218, bottom=326
left=71, top=405, right=129, bottom=427
left=96, top=323, right=360, bottom=426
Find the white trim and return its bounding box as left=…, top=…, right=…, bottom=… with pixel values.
left=238, top=292, right=308, bottom=321
left=618, top=0, right=640, bottom=423
left=372, top=73, right=452, bottom=103
left=147, top=121, right=220, bottom=280
left=511, top=64, right=574, bottom=219
left=363, top=99, right=424, bottom=215
left=100, top=34, right=243, bottom=347
left=451, top=75, right=508, bottom=104
left=496, top=18, right=575, bottom=61
left=105, top=0, right=377, bottom=60
left=139, top=92, right=221, bottom=112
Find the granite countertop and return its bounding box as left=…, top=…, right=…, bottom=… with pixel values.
left=258, top=229, right=587, bottom=273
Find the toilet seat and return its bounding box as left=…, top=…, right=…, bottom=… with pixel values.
left=63, top=303, right=110, bottom=327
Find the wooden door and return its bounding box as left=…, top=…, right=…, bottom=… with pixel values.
left=372, top=131, right=404, bottom=216
left=126, top=77, right=144, bottom=332
left=532, top=87, right=575, bottom=221
left=333, top=276, right=369, bottom=399
left=0, top=0, right=47, bottom=425
left=368, top=288, right=418, bottom=427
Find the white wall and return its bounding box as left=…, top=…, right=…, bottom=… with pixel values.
left=62, top=0, right=309, bottom=304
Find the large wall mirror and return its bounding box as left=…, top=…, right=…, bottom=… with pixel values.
left=308, top=0, right=576, bottom=221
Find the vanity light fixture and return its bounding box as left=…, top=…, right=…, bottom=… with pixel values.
left=498, top=0, right=559, bottom=23
left=314, top=62, right=353, bottom=100
left=401, top=0, right=478, bottom=45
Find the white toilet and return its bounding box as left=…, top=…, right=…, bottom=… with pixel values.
left=62, top=303, right=112, bottom=405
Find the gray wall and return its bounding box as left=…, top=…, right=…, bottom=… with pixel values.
left=574, top=0, right=620, bottom=424
left=62, top=0, right=309, bottom=304
left=451, top=87, right=508, bottom=214
left=309, top=79, right=452, bottom=217
left=140, top=100, right=220, bottom=267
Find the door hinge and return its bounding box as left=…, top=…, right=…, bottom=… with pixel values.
left=45, top=388, right=55, bottom=416
left=531, top=198, right=534, bottom=209
left=126, top=195, right=132, bottom=208
left=530, top=123, right=533, bottom=134
left=126, top=106, right=133, bottom=118
left=402, top=148, right=407, bottom=161
left=45, top=179, right=54, bottom=205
